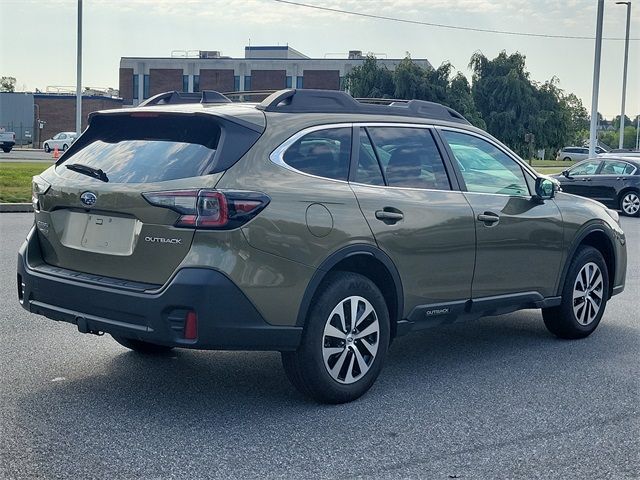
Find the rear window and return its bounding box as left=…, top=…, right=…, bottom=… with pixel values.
left=56, top=114, right=223, bottom=183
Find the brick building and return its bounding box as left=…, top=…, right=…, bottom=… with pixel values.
left=119, top=46, right=431, bottom=106
left=34, top=94, right=123, bottom=146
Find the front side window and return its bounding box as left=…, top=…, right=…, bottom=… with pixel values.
left=569, top=160, right=600, bottom=176
left=282, top=128, right=351, bottom=181
left=365, top=127, right=451, bottom=190
left=442, top=130, right=529, bottom=196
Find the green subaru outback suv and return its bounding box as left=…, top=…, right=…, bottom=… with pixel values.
left=18, top=89, right=627, bottom=403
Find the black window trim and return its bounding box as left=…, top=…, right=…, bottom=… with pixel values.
left=434, top=126, right=536, bottom=198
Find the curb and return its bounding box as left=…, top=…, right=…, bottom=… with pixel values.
left=0, top=203, right=33, bottom=213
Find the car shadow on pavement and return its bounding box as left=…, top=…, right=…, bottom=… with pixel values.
left=18, top=310, right=636, bottom=411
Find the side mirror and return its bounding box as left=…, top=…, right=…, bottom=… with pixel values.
left=534, top=177, right=557, bottom=201
left=562, top=169, right=571, bottom=178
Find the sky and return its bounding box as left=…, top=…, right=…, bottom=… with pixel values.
left=1, top=0, right=639, bottom=119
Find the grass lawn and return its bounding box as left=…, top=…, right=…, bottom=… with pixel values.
left=0, top=162, right=51, bottom=203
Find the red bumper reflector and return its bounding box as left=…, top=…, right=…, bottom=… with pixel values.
left=184, top=311, right=198, bottom=340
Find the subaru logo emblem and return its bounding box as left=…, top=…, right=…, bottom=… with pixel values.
left=80, top=191, right=97, bottom=207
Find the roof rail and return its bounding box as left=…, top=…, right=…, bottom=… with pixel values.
left=139, top=90, right=231, bottom=107
left=222, top=90, right=277, bottom=102
left=256, top=89, right=470, bottom=124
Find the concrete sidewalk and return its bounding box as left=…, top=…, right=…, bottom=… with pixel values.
left=0, top=203, right=33, bottom=213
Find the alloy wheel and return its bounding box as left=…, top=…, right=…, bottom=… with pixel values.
left=621, top=192, right=640, bottom=216
left=322, top=295, right=380, bottom=384
left=572, top=262, right=604, bottom=326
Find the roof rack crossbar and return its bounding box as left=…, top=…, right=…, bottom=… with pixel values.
left=139, top=90, right=231, bottom=107
left=256, top=89, right=470, bottom=124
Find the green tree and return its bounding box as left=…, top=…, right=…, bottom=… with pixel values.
left=392, top=56, right=485, bottom=128
left=612, top=115, right=632, bottom=130
left=343, top=56, right=394, bottom=98
left=0, top=76, right=16, bottom=92
left=469, top=51, right=539, bottom=155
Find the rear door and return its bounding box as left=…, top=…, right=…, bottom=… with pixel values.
left=591, top=160, right=636, bottom=207
left=438, top=128, right=563, bottom=299
left=33, top=111, right=262, bottom=285
left=349, top=125, right=476, bottom=318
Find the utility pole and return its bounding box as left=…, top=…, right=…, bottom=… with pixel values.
left=589, top=0, right=605, bottom=158
left=616, top=1, right=632, bottom=149
left=636, top=113, right=640, bottom=149
left=75, top=0, right=83, bottom=136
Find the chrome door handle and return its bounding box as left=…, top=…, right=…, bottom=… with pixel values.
left=375, top=209, right=404, bottom=224
left=375, top=210, right=404, bottom=221
left=477, top=213, right=500, bottom=225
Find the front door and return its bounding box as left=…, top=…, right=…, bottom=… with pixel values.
left=439, top=129, right=564, bottom=300
left=349, top=125, right=476, bottom=317
left=560, top=160, right=601, bottom=199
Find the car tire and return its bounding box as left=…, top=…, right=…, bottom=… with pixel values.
left=44, top=143, right=50, bottom=153
left=542, top=246, right=609, bottom=339
left=563, top=156, right=571, bottom=161
left=1, top=147, right=10, bottom=153
left=619, top=190, right=640, bottom=217
left=62, top=144, right=68, bottom=151
left=111, top=335, right=174, bottom=354
left=282, top=272, right=390, bottom=404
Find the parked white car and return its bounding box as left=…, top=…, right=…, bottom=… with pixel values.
left=556, top=146, right=607, bottom=161
left=43, top=132, right=77, bottom=153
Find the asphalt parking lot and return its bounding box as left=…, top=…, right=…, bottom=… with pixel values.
left=0, top=150, right=53, bottom=163
left=0, top=213, right=638, bottom=479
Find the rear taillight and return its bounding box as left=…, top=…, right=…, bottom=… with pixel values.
left=142, top=189, right=269, bottom=229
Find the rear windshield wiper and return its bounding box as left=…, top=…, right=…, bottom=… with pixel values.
left=65, top=163, right=109, bottom=182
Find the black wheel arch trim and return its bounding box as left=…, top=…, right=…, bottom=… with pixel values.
left=556, top=221, right=617, bottom=298
left=296, top=244, right=404, bottom=328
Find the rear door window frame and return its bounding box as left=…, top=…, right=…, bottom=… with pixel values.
left=347, top=123, right=462, bottom=192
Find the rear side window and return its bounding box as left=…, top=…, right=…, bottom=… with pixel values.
left=366, top=127, right=451, bottom=190
left=56, top=114, right=258, bottom=184
left=282, top=128, right=351, bottom=181
left=600, top=160, right=636, bottom=175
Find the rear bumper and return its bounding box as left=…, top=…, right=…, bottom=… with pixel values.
left=17, top=227, right=302, bottom=351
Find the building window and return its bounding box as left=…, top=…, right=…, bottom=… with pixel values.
left=193, top=75, right=200, bottom=92
left=183, top=75, right=189, bottom=93
left=133, top=74, right=139, bottom=99
left=244, top=76, right=252, bottom=91
left=296, top=77, right=304, bottom=89
left=286, top=76, right=292, bottom=88
left=143, top=74, right=150, bottom=99
left=234, top=76, right=240, bottom=91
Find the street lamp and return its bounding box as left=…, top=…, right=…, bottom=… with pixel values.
left=589, top=0, right=605, bottom=158
left=76, top=0, right=83, bottom=136
left=616, top=1, right=631, bottom=149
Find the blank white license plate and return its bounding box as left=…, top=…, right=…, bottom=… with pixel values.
left=57, top=211, right=137, bottom=256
